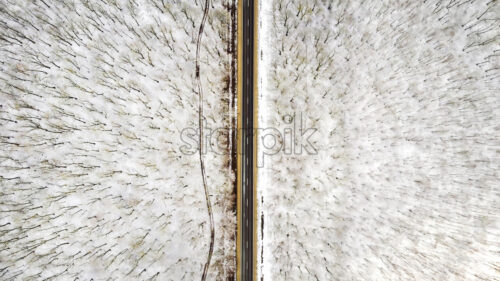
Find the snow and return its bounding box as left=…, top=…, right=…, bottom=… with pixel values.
left=257, top=0, right=499, bottom=280
left=0, top=0, right=237, bottom=280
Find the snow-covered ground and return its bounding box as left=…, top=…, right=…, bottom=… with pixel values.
left=0, top=1, right=237, bottom=280
left=257, top=0, right=499, bottom=280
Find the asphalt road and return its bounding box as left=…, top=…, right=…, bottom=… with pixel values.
left=241, top=0, right=255, bottom=280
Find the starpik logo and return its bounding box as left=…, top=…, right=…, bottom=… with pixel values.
left=179, top=113, right=317, bottom=168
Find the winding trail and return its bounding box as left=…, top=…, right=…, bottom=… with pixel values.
left=195, top=0, right=214, bottom=281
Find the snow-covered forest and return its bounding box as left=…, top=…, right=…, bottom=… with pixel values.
left=1, top=0, right=499, bottom=280
left=257, top=0, right=499, bottom=280
left=0, top=0, right=237, bottom=280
